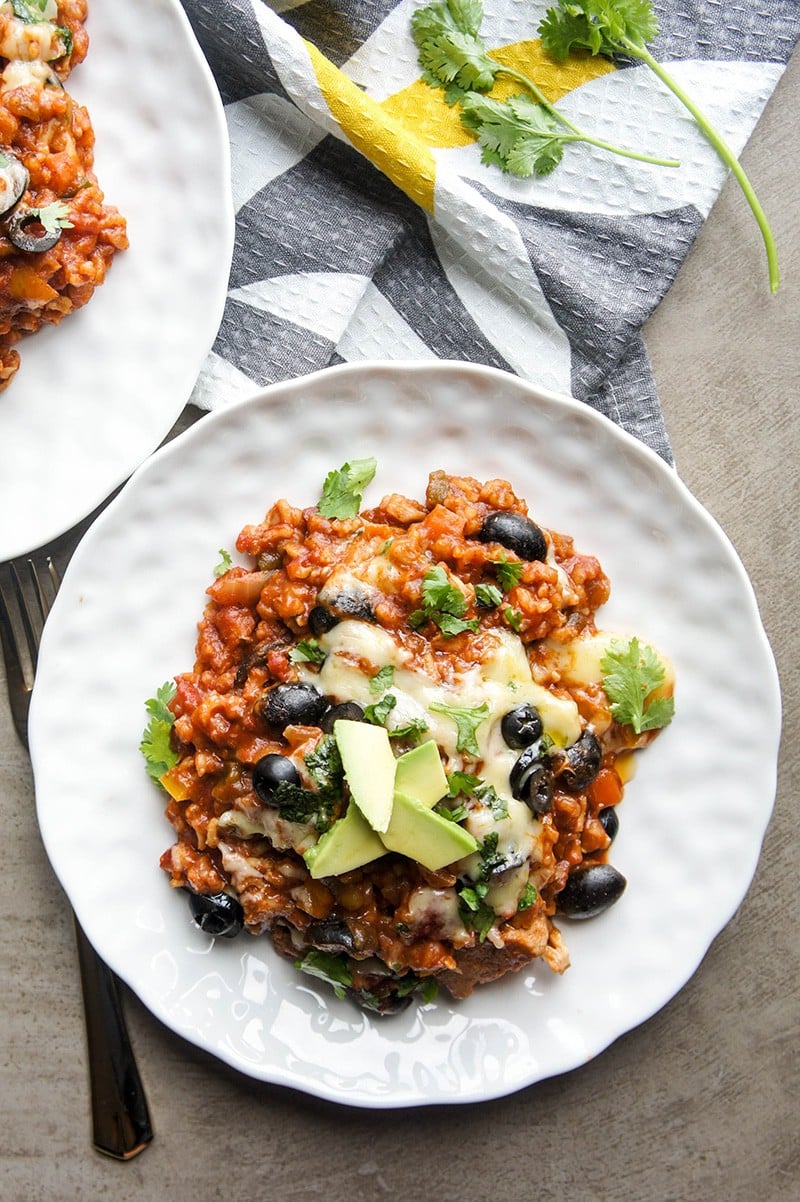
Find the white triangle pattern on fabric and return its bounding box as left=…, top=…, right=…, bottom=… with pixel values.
left=226, top=93, right=326, bottom=212
left=229, top=272, right=373, bottom=342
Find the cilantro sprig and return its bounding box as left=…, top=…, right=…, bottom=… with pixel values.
left=600, top=636, right=674, bottom=734
left=140, top=683, right=179, bottom=783
left=29, top=201, right=73, bottom=234
left=539, top=0, right=779, bottom=292
left=295, top=950, right=352, bottom=999
left=430, top=700, right=490, bottom=756
left=289, top=639, right=326, bottom=665
left=317, top=457, right=377, bottom=519
left=411, top=0, right=678, bottom=178
left=409, top=565, right=479, bottom=638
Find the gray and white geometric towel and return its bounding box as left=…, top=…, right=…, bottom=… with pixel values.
left=181, top=0, right=800, bottom=462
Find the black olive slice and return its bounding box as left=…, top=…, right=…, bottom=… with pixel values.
left=6, top=205, right=63, bottom=253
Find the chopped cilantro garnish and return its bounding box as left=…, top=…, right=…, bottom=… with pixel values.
left=140, top=683, right=178, bottom=783
left=29, top=200, right=73, bottom=233
left=477, top=831, right=505, bottom=880
left=600, top=636, right=675, bottom=734
left=448, top=771, right=507, bottom=817
left=504, top=607, right=523, bottom=632
left=447, top=770, right=482, bottom=797
left=434, top=799, right=469, bottom=824
left=517, top=882, right=537, bottom=911
left=304, top=734, right=344, bottom=798
left=492, top=555, right=524, bottom=590
left=363, top=692, right=397, bottom=727
left=369, top=665, right=395, bottom=694
left=475, top=582, right=502, bottom=608
left=457, top=880, right=495, bottom=942
left=387, top=717, right=428, bottom=742
left=212, top=548, right=232, bottom=577
left=290, top=639, right=326, bottom=665
left=409, top=565, right=479, bottom=638
left=295, top=950, right=352, bottom=1000
left=430, top=700, right=489, bottom=757
left=317, top=457, right=377, bottom=519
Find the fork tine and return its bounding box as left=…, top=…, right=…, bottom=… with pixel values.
left=12, top=561, right=40, bottom=674
left=26, top=556, right=60, bottom=671
left=0, top=563, right=33, bottom=747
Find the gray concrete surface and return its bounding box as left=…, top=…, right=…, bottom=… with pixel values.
left=1, top=45, right=798, bottom=1202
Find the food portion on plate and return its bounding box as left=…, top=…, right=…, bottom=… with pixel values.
left=0, top=0, right=127, bottom=390
left=142, top=458, right=674, bottom=1015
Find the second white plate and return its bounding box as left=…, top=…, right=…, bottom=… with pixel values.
left=0, top=0, right=233, bottom=561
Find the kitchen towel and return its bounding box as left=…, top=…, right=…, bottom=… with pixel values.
left=179, top=0, right=800, bottom=462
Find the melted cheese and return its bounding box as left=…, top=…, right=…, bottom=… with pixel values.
left=304, top=621, right=581, bottom=771
left=544, top=630, right=675, bottom=692
left=218, top=807, right=317, bottom=855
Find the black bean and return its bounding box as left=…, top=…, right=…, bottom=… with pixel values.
left=500, top=703, right=543, bottom=749
left=262, top=682, right=328, bottom=730
left=478, top=511, right=547, bottom=562
left=552, top=730, right=602, bottom=793
left=557, top=863, right=627, bottom=919
left=252, top=753, right=301, bottom=802
left=305, top=919, right=356, bottom=954
left=319, top=701, right=366, bottom=732
left=308, top=605, right=338, bottom=636
left=188, top=891, right=244, bottom=938
left=515, top=761, right=554, bottom=815
left=598, top=806, right=620, bottom=842
left=509, top=742, right=547, bottom=796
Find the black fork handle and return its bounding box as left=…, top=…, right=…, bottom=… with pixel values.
left=73, top=919, right=154, bottom=1159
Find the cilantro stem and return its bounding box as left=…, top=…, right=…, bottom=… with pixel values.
left=499, top=65, right=680, bottom=169
left=622, top=42, right=779, bottom=293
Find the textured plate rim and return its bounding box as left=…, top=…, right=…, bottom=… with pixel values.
left=0, top=0, right=234, bottom=561
left=29, top=360, right=782, bottom=1107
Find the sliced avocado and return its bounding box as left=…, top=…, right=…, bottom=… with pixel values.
left=334, top=718, right=396, bottom=832
left=381, top=790, right=478, bottom=872
left=303, top=802, right=386, bottom=879
left=394, top=740, right=449, bottom=809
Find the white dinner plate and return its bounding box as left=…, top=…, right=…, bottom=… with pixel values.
left=0, top=0, right=233, bottom=561
left=29, top=361, right=781, bottom=1107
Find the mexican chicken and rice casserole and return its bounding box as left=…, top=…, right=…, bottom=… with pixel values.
left=145, top=462, right=674, bottom=1014
left=0, top=1, right=126, bottom=390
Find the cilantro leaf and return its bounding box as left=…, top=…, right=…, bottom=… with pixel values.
left=539, top=0, right=659, bottom=60
left=517, top=881, right=537, bottom=911
left=411, top=0, right=498, bottom=95
left=457, top=880, right=495, bottom=941
left=318, top=457, right=377, bottom=519
left=363, top=693, right=397, bottom=727
left=303, top=734, right=345, bottom=823
left=504, top=607, right=523, bottom=633
left=295, top=950, right=352, bottom=1000
left=600, top=636, right=674, bottom=734
left=538, top=0, right=778, bottom=292
left=213, top=548, right=232, bottom=577
left=448, top=771, right=507, bottom=818
left=140, top=683, right=179, bottom=782
left=412, top=565, right=480, bottom=638
left=430, top=700, right=489, bottom=756
left=29, top=201, right=73, bottom=233
left=411, top=0, right=678, bottom=187
left=369, top=665, right=395, bottom=694
left=289, top=639, right=326, bottom=665
left=491, top=555, right=524, bottom=590
left=461, top=92, right=565, bottom=178
left=475, top=582, right=502, bottom=608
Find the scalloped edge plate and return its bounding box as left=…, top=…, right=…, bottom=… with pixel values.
left=0, top=0, right=233, bottom=560
left=29, top=361, right=781, bottom=1107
